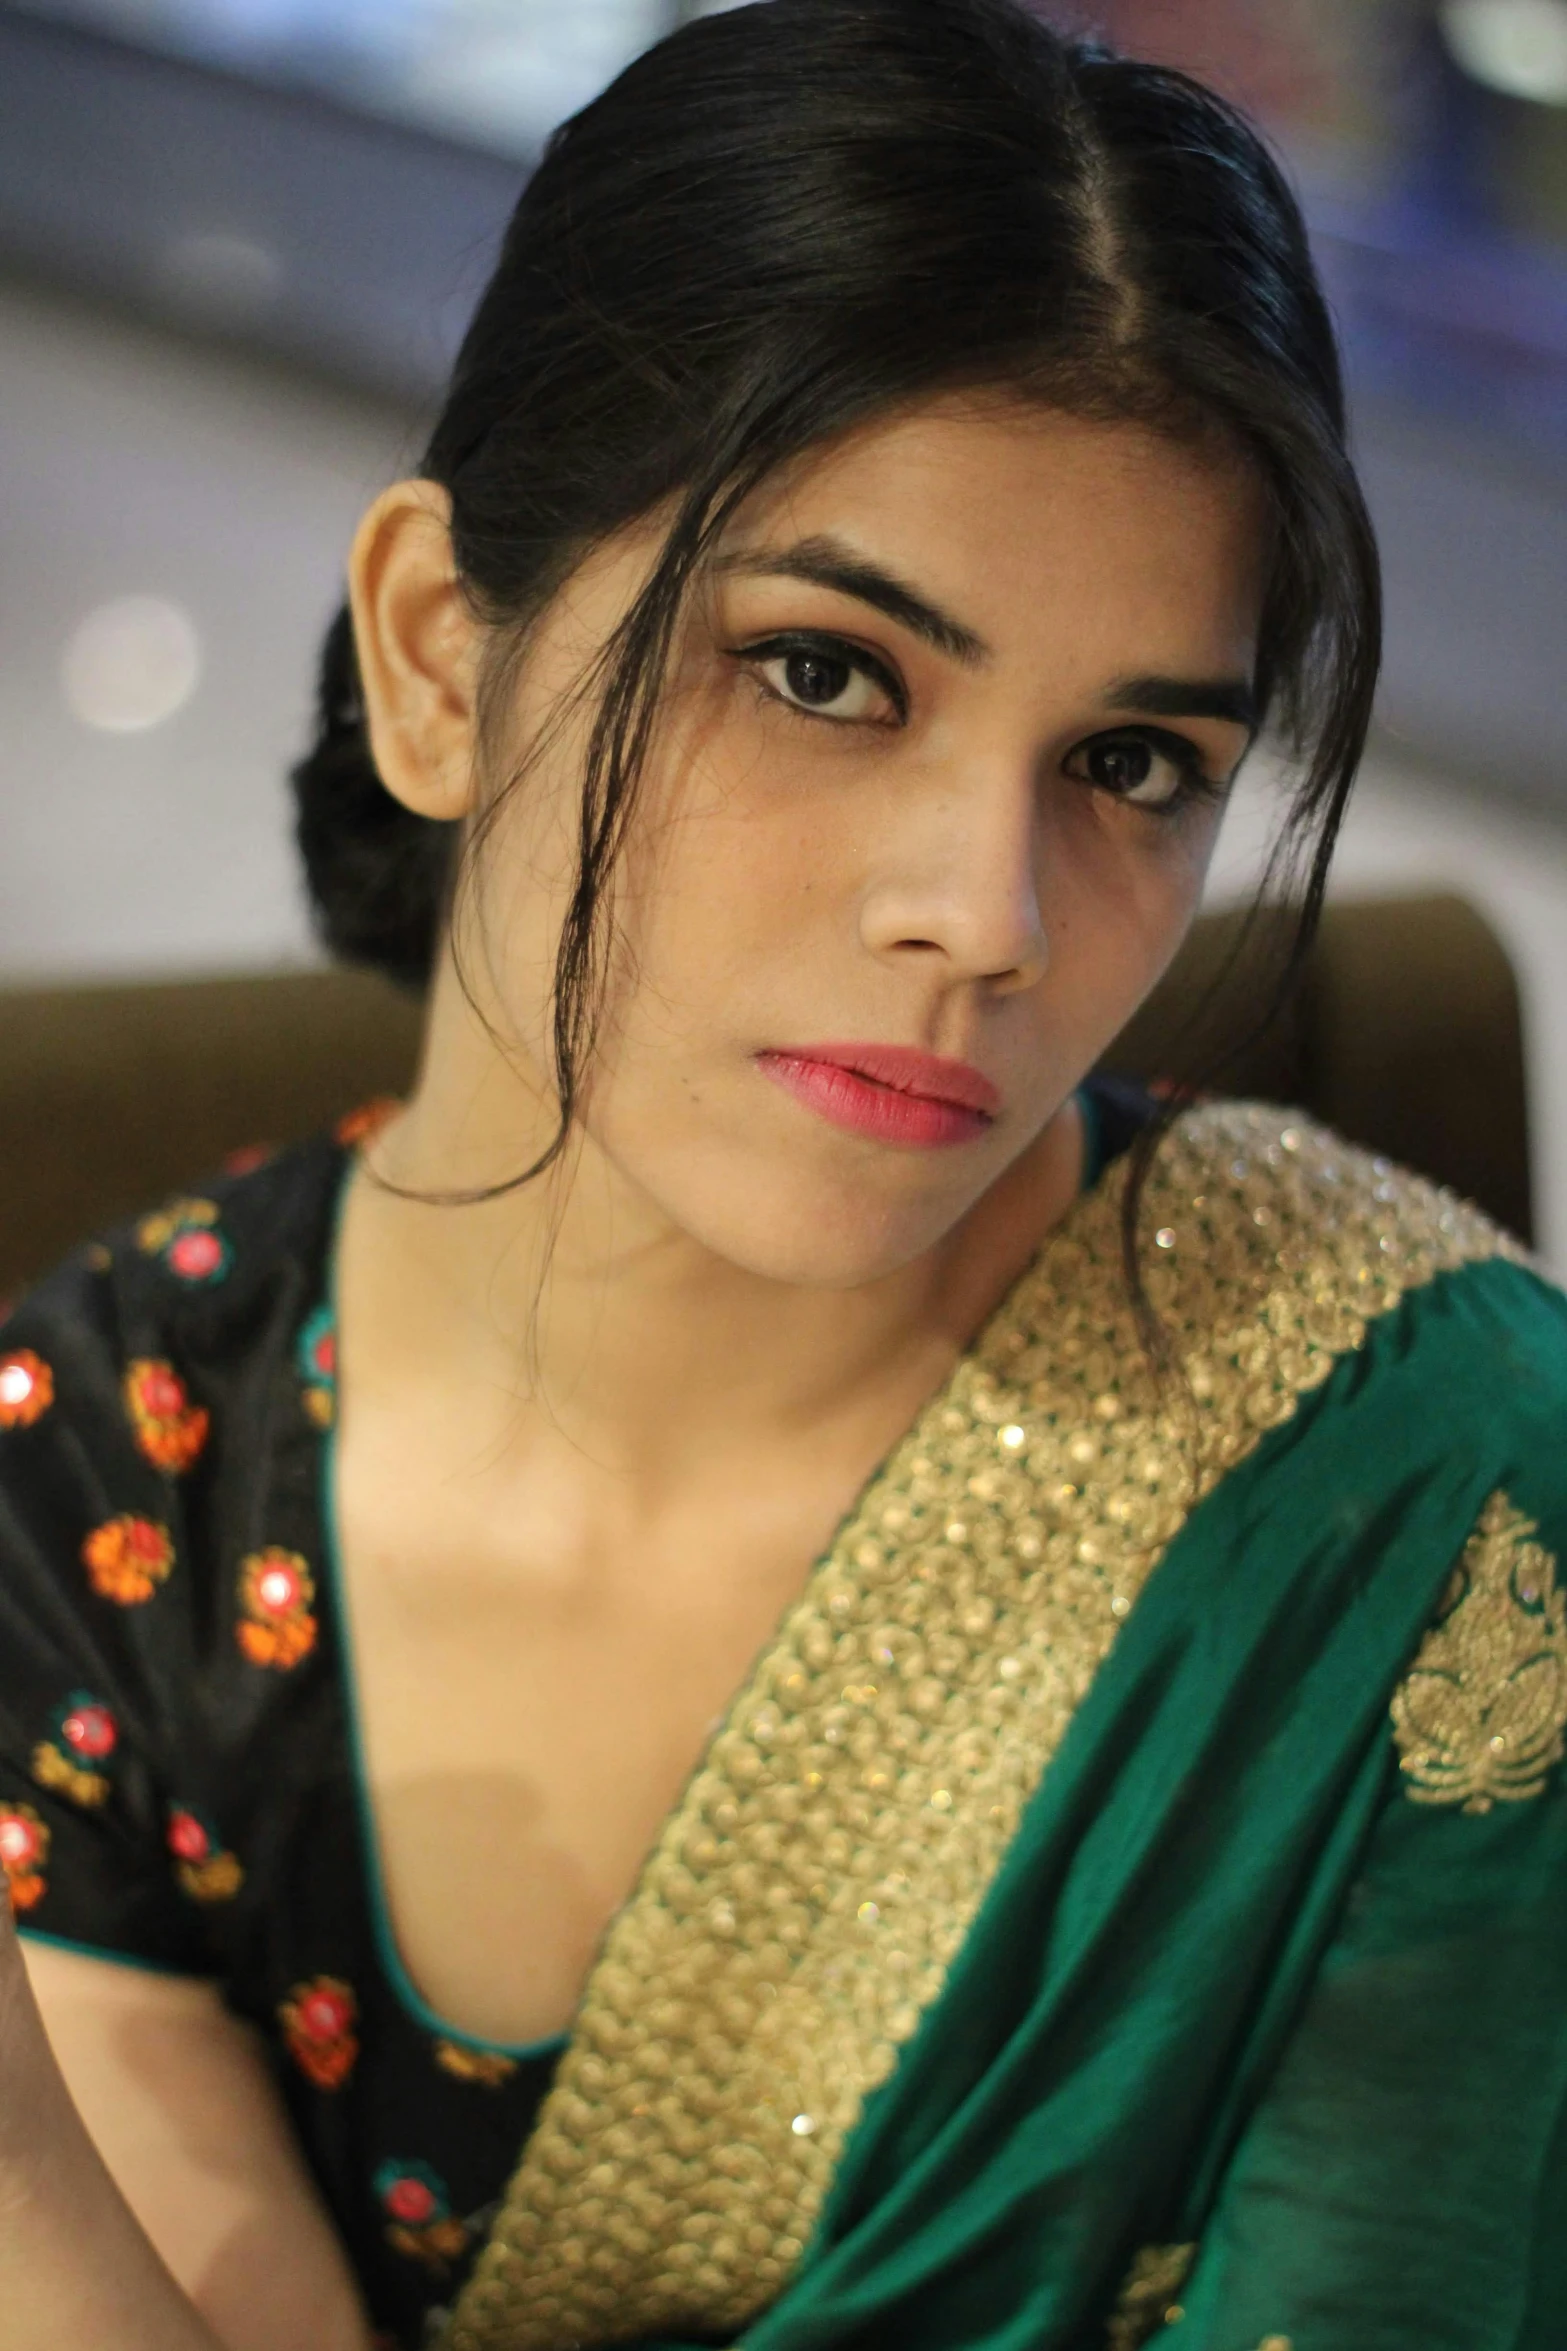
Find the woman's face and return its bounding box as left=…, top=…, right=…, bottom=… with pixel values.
left=398, top=398, right=1267, bottom=1288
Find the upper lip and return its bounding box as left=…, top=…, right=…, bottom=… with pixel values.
left=763, top=1043, right=1001, bottom=1117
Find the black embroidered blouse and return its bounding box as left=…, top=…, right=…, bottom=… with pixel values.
left=0, top=1115, right=560, bottom=2350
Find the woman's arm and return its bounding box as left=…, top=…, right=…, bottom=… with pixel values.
left=1, top=1906, right=371, bottom=2351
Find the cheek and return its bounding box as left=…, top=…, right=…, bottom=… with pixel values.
left=1038, top=800, right=1218, bottom=1038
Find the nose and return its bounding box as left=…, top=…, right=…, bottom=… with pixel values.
left=857, top=757, right=1049, bottom=995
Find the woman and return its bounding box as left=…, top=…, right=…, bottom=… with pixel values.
left=1, top=2, right=1563, bottom=2346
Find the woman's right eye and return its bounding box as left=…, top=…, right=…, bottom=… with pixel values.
left=740, top=635, right=903, bottom=725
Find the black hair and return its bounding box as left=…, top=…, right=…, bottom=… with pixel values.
left=292, top=0, right=1379, bottom=1258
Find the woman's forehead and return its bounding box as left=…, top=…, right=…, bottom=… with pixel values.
left=717, top=399, right=1269, bottom=676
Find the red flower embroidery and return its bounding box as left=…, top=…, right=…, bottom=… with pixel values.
left=166, top=1806, right=243, bottom=1902
left=236, top=1548, right=317, bottom=1670
left=0, top=1350, right=53, bottom=1430
left=82, top=1515, right=175, bottom=1605
left=222, top=1143, right=274, bottom=1177
left=0, top=1803, right=49, bottom=1913
left=32, top=1693, right=119, bottom=1808
left=124, top=1361, right=209, bottom=1473
left=136, top=1201, right=233, bottom=1286
left=166, top=1227, right=230, bottom=1283
left=374, top=2161, right=469, bottom=2270
left=280, top=1975, right=359, bottom=2090
left=62, top=1699, right=117, bottom=1761
left=297, top=1307, right=336, bottom=1431
left=335, top=1098, right=401, bottom=1148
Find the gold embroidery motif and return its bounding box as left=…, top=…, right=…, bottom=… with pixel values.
left=1106, top=2242, right=1196, bottom=2347
left=446, top=1106, right=1519, bottom=2351
left=1392, top=1490, right=1567, bottom=1812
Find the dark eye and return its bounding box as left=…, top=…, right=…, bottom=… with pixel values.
left=783, top=649, right=853, bottom=707
left=739, top=632, right=902, bottom=724
left=1068, top=729, right=1210, bottom=812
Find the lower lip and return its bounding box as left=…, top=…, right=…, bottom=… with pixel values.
left=756, top=1053, right=993, bottom=1147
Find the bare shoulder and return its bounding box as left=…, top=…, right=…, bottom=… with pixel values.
left=23, top=1937, right=370, bottom=2351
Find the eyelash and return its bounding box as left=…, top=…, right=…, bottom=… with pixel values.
left=730, top=629, right=1223, bottom=816
left=732, top=630, right=908, bottom=725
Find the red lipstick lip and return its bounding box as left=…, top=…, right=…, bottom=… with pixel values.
left=760, top=1044, right=1001, bottom=1117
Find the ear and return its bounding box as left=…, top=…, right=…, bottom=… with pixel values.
left=347, top=479, right=482, bottom=821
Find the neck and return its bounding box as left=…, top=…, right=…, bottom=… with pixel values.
left=342, top=962, right=1085, bottom=1497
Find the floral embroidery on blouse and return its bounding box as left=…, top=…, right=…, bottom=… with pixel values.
left=237, top=1549, right=318, bottom=1669
left=166, top=1805, right=244, bottom=1902
left=297, top=1305, right=337, bottom=1431
left=135, top=1198, right=233, bottom=1286
left=374, top=2160, right=471, bottom=2271
left=433, top=2038, right=521, bottom=2088
left=280, top=1974, right=360, bottom=2089
left=222, top=1142, right=275, bottom=1178
left=123, top=1360, right=210, bottom=1474
left=32, top=1692, right=118, bottom=1808
left=0, top=1349, right=53, bottom=1430
left=82, top=1514, right=175, bottom=1605
left=0, top=1801, right=50, bottom=1911
left=336, top=1097, right=402, bottom=1149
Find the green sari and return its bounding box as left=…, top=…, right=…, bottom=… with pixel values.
left=444, top=1104, right=1567, bottom=2351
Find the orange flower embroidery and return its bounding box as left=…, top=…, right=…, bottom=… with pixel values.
left=237, top=1549, right=317, bottom=1670
left=166, top=1807, right=244, bottom=1902
left=0, top=1802, right=49, bottom=1913
left=0, top=1350, right=53, bottom=1429
left=280, top=1976, right=359, bottom=2089
left=124, top=1360, right=209, bottom=1473
left=82, top=1515, right=175, bottom=1605
left=335, top=1097, right=401, bottom=1148
left=434, top=2038, right=519, bottom=2087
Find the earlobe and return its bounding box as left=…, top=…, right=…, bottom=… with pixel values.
left=347, top=478, right=481, bottom=823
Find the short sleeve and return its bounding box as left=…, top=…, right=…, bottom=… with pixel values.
left=0, top=1258, right=213, bottom=1975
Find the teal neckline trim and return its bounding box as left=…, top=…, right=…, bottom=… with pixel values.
left=317, top=1151, right=567, bottom=2066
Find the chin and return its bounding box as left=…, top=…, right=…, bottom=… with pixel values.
left=673, top=1162, right=980, bottom=1291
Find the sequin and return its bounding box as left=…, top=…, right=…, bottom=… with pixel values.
left=446, top=1106, right=1519, bottom=2351
left=82, top=1515, right=174, bottom=1605
left=280, top=1975, right=359, bottom=2089
left=0, top=1800, right=49, bottom=1912
left=237, top=1548, right=318, bottom=1670
left=123, top=1360, right=209, bottom=1474
left=0, top=1348, right=53, bottom=1429
left=1392, top=1491, right=1567, bottom=1811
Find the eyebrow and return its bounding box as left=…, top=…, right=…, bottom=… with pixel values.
left=1102, top=673, right=1259, bottom=736
left=715, top=534, right=990, bottom=668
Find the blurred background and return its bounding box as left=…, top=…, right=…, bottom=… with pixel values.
left=2, top=0, right=1566, bottom=1257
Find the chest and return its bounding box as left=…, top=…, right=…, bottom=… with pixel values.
left=329, top=1421, right=857, bottom=2049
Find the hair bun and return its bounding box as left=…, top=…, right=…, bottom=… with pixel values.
left=290, top=604, right=453, bottom=992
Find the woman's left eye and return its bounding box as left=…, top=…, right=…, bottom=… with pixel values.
left=741, top=635, right=902, bottom=725
left=1066, top=729, right=1215, bottom=812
